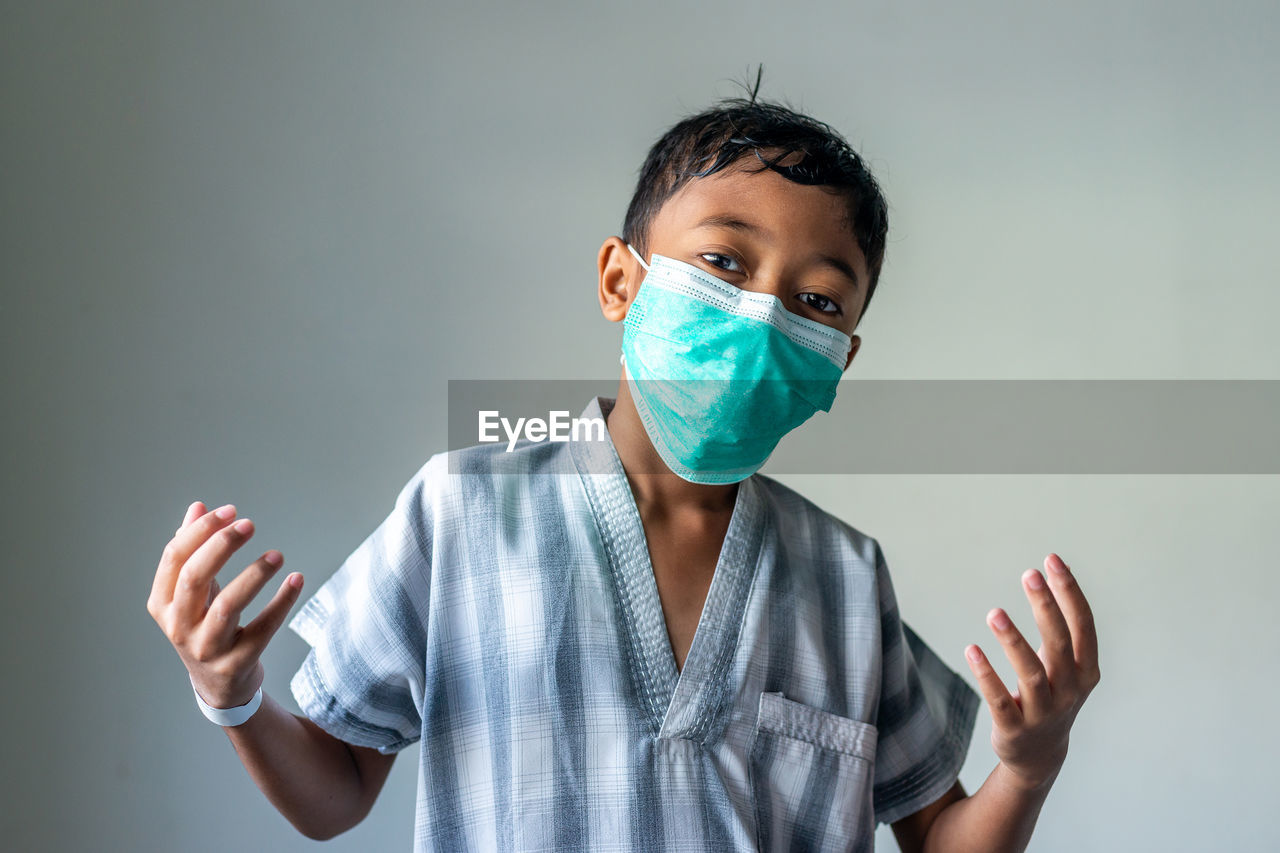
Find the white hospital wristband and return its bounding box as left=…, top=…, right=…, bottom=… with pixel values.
left=190, top=674, right=263, bottom=727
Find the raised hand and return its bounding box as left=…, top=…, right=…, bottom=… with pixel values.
left=147, top=501, right=304, bottom=709
left=963, top=553, right=1100, bottom=790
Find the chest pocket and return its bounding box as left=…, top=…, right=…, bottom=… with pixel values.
left=748, top=691, right=878, bottom=853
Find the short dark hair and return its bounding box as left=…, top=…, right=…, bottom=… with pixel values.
left=622, top=82, right=889, bottom=328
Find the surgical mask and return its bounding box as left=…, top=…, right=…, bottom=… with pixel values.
left=620, top=243, right=851, bottom=484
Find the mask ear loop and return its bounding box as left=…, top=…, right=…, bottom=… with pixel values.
left=625, top=242, right=650, bottom=272
left=621, top=244, right=648, bottom=369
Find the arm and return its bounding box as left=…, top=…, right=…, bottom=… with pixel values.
left=890, top=554, right=1100, bottom=853
left=147, top=500, right=395, bottom=840
left=221, top=692, right=396, bottom=840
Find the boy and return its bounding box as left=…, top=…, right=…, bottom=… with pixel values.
left=147, top=90, right=1099, bottom=852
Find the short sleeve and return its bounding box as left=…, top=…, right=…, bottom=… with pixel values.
left=871, top=542, right=980, bottom=826
left=287, top=457, right=437, bottom=755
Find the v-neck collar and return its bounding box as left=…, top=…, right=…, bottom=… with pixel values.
left=572, top=396, right=767, bottom=742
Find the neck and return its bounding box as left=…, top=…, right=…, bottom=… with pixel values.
left=606, top=375, right=739, bottom=516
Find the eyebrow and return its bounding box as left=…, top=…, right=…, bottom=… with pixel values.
left=815, top=254, right=862, bottom=294
left=693, top=213, right=767, bottom=236
left=692, top=213, right=862, bottom=293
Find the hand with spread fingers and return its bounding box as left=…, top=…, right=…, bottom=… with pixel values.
left=146, top=501, right=305, bottom=710
left=963, top=553, right=1101, bottom=791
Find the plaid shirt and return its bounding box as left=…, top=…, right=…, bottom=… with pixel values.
left=289, top=396, right=978, bottom=852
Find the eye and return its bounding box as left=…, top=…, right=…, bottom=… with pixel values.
left=699, top=252, right=743, bottom=273
left=798, top=292, right=841, bottom=315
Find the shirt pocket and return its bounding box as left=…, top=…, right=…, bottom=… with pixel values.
left=748, top=691, right=878, bottom=853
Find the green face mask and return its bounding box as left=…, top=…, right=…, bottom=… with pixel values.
left=621, top=244, right=851, bottom=484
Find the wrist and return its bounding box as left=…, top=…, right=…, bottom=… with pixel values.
left=190, top=673, right=264, bottom=726
left=996, top=759, right=1061, bottom=795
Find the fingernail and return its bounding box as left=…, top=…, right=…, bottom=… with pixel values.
left=966, top=645, right=982, bottom=663
left=215, top=504, right=236, bottom=520
left=289, top=573, right=303, bottom=588
left=1024, top=569, right=1046, bottom=590
left=233, top=518, right=253, bottom=534
left=1048, top=554, right=1068, bottom=574
left=989, top=609, right=1011, bottom=630
left=264, top=551, right=282, bottom=566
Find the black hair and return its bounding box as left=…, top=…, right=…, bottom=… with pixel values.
left=622, top=67, right=889, bottom=327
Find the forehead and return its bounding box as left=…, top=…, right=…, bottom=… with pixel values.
left=650, top=159, right=868, bottom=274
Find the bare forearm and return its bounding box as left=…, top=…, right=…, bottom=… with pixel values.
left=221, top=692, right=367, bottom=840
left=921, top=762, right=1056, bottom=853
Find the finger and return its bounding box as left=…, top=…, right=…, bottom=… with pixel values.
left=153, top=503, right=238, bottom=606
left=205, top=577, right=221, bottom=609
left=1045, top=554, right=1100, bottom=684
left=179, top=501, right=205, bottom=533
left=238, top=572, right=305, bottom=659
left=1022, top=566, right=1076, bottom=688
left=987, top=608, right=1053, bottom=717
left=964, top=644, right=1022, bottom=728
left=172, top=517, right=256, bottom=627
left=204, top=550, right=286, bottom=646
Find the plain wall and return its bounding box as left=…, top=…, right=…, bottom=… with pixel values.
left=3, top=2, right=1277, bottom=850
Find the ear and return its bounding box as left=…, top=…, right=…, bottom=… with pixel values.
left=843, top=335, right=862, bottom=372
left=598, top=236, right=643, bottom=323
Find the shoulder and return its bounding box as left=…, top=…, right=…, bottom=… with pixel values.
left=442, top=434, right=572, bottom=476
left=397, top=438, right=574, bottom=514
left=751, top=473, right=882, bottom=570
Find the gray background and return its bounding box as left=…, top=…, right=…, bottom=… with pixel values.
left=3, top=1, right=1277, bottom=850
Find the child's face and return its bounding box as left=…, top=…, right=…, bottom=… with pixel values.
left=599, top=155, right=869, bottom=370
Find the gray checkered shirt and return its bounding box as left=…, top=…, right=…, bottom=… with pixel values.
left=289, top=396, right=978, bottom=852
